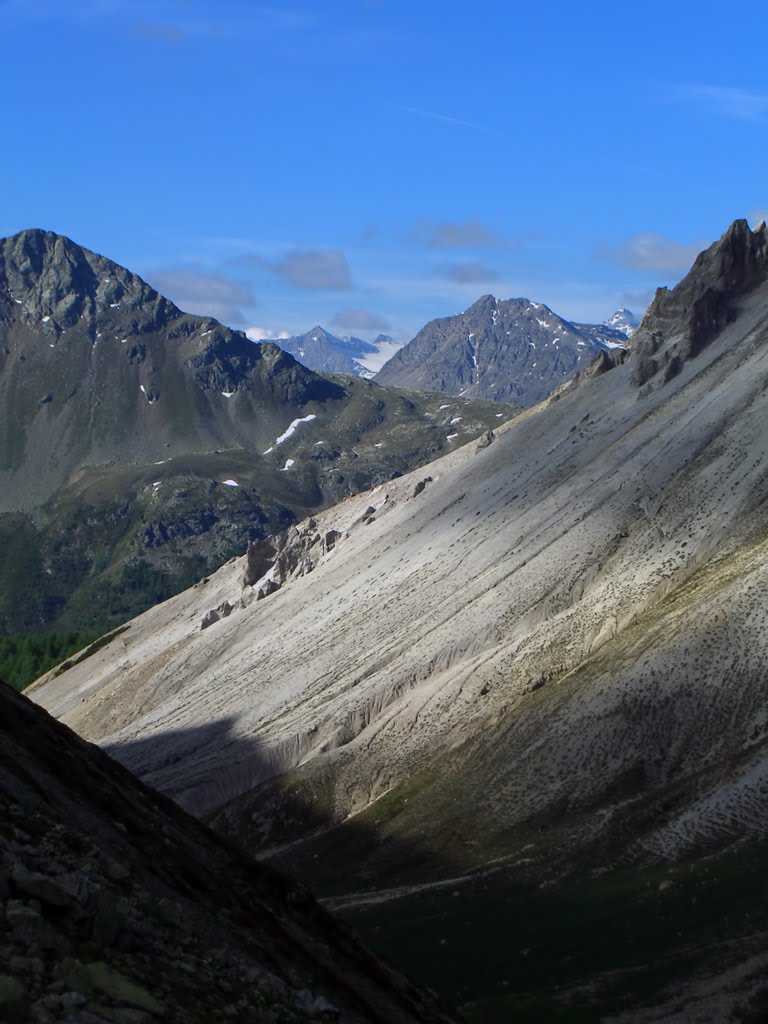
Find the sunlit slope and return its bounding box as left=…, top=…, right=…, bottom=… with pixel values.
left=32, top=223, right=768, bottom=884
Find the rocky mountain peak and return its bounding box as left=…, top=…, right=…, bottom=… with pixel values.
left=630, top=219, right=768, bottom=390
left=465, top=293, right=498, bottom=315
left=689, top=216, right=768, bottom=295
left=276, top=326, right=397, bottom=377
left=306, top=325, right=331, bottom=340
left=376, top=293, right=627, bottom=406
left=0, top=228, right=176, bottom=336
left=603, top=307, right=639, bottom=337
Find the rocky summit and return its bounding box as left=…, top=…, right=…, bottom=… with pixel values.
left=33, top=219, right=768, bottom=1020
left=0, top=229, right=514, bottom=635
left=0, top=681, right=456, bottom=1024
left=603, top=306, right=639, bottom=336
left=0, top=229, right=338, bottom=508
left=375, top=294, right=631, bottom=405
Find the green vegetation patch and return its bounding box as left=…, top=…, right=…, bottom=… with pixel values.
left=0, top=631, right=101, bottom=691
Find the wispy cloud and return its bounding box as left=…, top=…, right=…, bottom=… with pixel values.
left=4, top=1, right=315, bottom=38
left=145, top=266, right=258, bottom=325
left=394, top=104, right=480, bottom=130
left=669, top=83, right=768, bottom=120
left=331, top=308, right=391, bottom=332
left=596, top=233, right=705, bottom=275
left=260, top=248, right=353, bottom=289
left=436, top=261, right=499, bottom=284
left=408, top=218, right=508, bottom=250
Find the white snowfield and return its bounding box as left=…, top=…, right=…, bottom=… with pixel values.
left=32, top=276, right=768, bottom=874
left=262, top=414, right=316, bottom=455
left=273, top=414, right=316, bottom=446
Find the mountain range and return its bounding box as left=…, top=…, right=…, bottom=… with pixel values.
left=274, top=326, right=402, bottom=378
left=31, top=218, right=768, bottom=1020
left=277, top=306, right=638, bottom=406
left=375, top=296, right=634, bottom=405
left=0, top=229, right=513, bottom=635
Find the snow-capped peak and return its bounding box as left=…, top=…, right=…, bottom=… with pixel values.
left=603, top=308, right=639, bottom=338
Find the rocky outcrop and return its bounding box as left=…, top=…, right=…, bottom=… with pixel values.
left=0, top=682, right=456, bottom=1023
left=243, top=519, right=328, bottom=599
left=241, top=500, right=395, bottom=603
left=630, top=219, right=768, bottom=390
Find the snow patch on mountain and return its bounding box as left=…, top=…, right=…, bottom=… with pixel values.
left=603, top=307, right=640, bottom=337
left=273, top=327, right=404, bottom=378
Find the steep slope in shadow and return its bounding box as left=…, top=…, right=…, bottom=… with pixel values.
left=0, top=681, right=459, bottom=1023
left=105, top=709, right=768, bottom=1023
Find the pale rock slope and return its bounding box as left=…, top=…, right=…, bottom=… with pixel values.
left=33, top=220, right=768, bottom=880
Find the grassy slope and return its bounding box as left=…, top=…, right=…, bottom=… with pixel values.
left=1, top=386, right=514, bottom=636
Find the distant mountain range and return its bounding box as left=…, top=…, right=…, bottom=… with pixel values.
left=376, top=296, right=637, bottom=406
left=0, top=229, right=514, bottom=634
left=275, top=326, right=402, bottom=378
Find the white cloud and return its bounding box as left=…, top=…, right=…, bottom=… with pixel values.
left=245, top=325, right=291, bottom=341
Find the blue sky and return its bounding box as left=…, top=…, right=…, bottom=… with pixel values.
left=2, top=0, right=767, bottom=342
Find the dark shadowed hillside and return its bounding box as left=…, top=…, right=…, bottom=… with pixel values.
left=0, top=681, right=457, bottom=1023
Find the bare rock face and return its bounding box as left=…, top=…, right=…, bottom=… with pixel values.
left=245, top=521, right=324, bottom=599
left=242, top=515, right=372, bottom=601
left=243, top=536, right=279, bottom=587
left=376, top=294, right=630, bottom=407
left=0, top=682, right=456, bottom=1024
left=630, top=219, right=768, bottom=390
